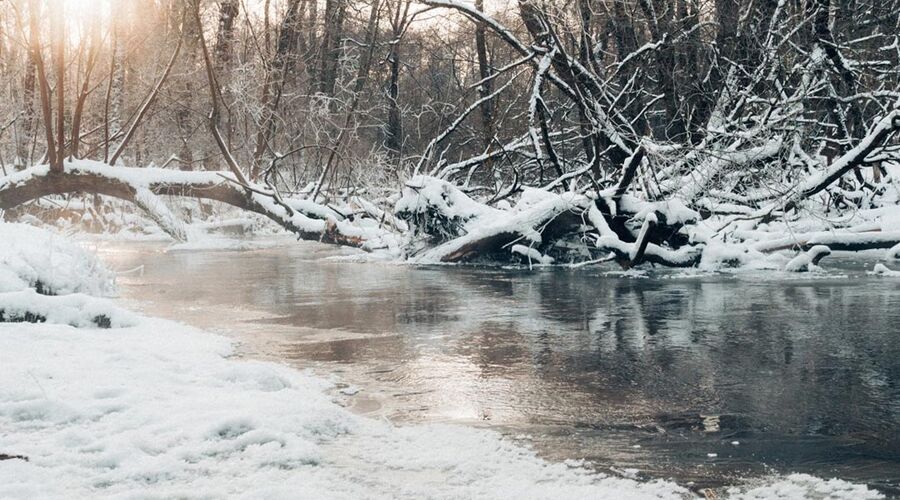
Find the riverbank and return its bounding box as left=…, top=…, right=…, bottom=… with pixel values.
left=0, top=223, right=890, bottom=498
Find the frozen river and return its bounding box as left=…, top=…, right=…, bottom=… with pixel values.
left=99, top=238, right=900, bottom=496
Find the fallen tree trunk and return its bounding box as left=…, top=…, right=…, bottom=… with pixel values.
left=754, top=230, right=900, bottom=253
left=0, top=161, right=372, bottom=247
left=782, top=109, right=900, bottom=211
left=433, top=205, right=586, bottom=263
left=397, top=176, right=593, bottom=263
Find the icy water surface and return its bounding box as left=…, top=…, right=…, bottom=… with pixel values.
left=99, top=238, right=900, bottom=495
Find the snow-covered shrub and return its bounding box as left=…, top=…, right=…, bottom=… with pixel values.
left=0, top=223, right=115, bottom=296
left=0, top=223, right=130, bottom=328
left=395, top=176, right=502, bottom=243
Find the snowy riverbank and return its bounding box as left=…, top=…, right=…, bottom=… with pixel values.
left=0, top=223, right=887, bottom=499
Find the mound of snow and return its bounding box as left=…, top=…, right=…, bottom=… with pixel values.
left=0, top=223, right=115, bottom=296
left=869, top=263, right=900, bottom=277
left=0, top=223, right=125, bottom=328
left=0, top=289, right=136, bottom=328
left=725, top=473, right=882, bottom=499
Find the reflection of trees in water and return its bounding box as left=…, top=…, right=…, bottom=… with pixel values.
left=434, top=271, right=898, bottom=445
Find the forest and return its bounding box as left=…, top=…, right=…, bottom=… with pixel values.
left=2, top=1, right=900, bottom=498
left=0, top=0, right=899, bottom=268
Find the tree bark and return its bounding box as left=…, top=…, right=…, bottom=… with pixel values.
left=474, top=0, right=494, bottom=168
left=317, top=0, right=346, bottom=95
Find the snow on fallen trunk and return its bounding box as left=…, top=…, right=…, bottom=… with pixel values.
left=511, top=244, right=555, bottom=266
left=869, top=263, right=900, bottom=276
left=786, top=109, right=900, bottom=207
left=753, top=230, right=900, bottom=253
left=0, top=160, right=388, bottom=249
left=886, top=242, right=900, bottom=260
left=412, top=190, right=591, bottom=263
left=673, top=138, right=784, bottom=203
left=784, top=245, right=831, bottom=272
left=395, top=175, right=503, bottom=243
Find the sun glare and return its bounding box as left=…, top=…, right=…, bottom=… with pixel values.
left=59, top=0, right=108, bottom=44
left=63, top=0, right=104, bottom=18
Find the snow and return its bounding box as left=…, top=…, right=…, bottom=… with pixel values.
left=886, top=242, right=900, bottom=259
left=784, top=245, right=831, bottom=272
left=395, top=175, right=503, bottom=235
left=511, top=244, right=554, bottom=265
left=413, top=190, right=589, bottom=263
left=697, top=242, right=759, bottom=270
left=617, top=194, right=699, bottom=226
left=0, top=289, right=135, bottom=328
left=0, top=223, right=115, bottom=296
left=869, top=263, right=900, bottom=276
left=726, top=474, right=882, bottom=500
left=0, top=224, right=889, bottom=499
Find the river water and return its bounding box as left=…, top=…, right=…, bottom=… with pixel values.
left=97, top=238, right=900, bottom=495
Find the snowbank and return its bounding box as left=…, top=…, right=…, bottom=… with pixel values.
left=0, top=223, right=114, bottom=296
left=0, top=289, right=135, bottom=328
left=0, top=223, right=126, bottom=328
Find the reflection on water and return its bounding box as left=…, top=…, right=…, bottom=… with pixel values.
left=100, top=239, right=900, bottom=494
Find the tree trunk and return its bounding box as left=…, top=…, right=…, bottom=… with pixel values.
left=317, top=0, right=346, bottom=95
left=51, top=0, right=65, bottom=170
left=252, top=0, right=304, bottom=179
left=27, top=0, right=57, bottom=170
left=18, top=57, right=36, bottom=169
left=214, top=1, right=240, bottom=70
left=385, top=0, right=409, bottom=158
left=474, top=0, right=494, bottom=168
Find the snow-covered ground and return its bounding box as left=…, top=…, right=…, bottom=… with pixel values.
left=0, top=223, right=886, bottom=499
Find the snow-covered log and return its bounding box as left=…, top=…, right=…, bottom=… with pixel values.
left=754, top=230, right=900, bottom=253
left=395, top=176, right=503, bottom=244
left=400, top=178, right=592, bottom=263
left=0, top=161, right=380, bottom=248
left=870, top=263, right=900, bottom=276
left=784, top=245, right=832, bottom=272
